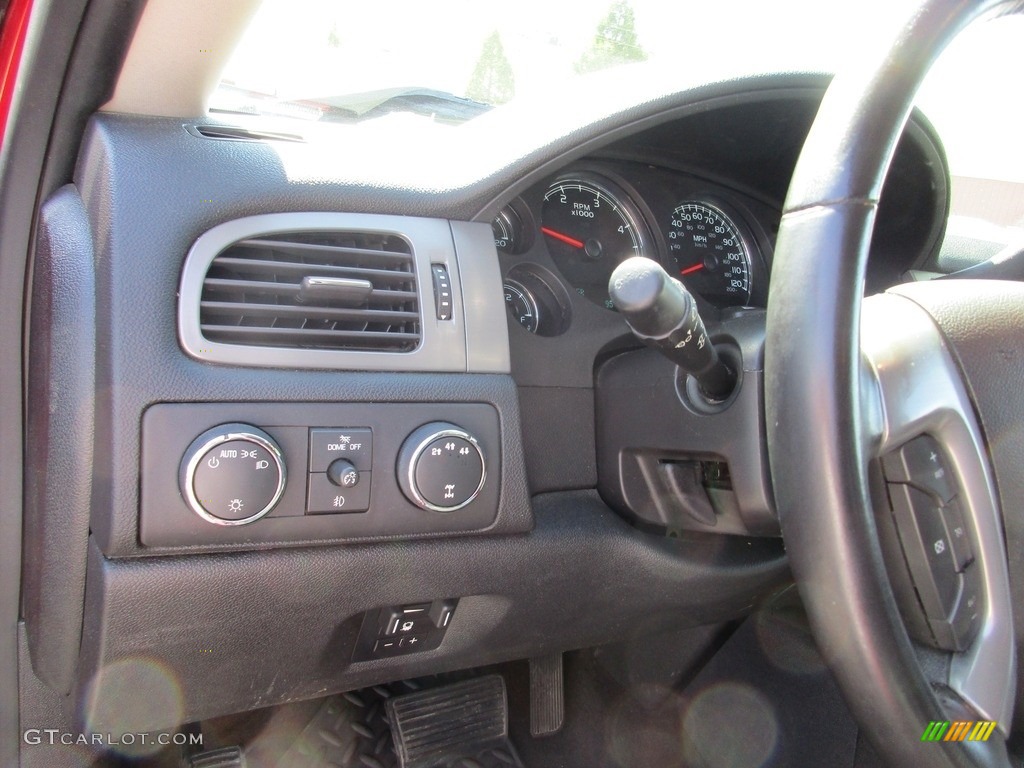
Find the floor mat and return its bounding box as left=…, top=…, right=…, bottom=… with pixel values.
left=272, top=683, right=402, bottom=768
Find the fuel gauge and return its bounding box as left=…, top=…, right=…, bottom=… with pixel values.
left=503, top=279, right=540, bottom=333
left=502, top=264, right=572, bottom=336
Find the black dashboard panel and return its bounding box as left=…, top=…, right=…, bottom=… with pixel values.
left=22, top=74, right=948, bottom=734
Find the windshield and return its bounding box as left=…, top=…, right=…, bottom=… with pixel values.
left=213, top=1, right=1024, bottom=208
left=213, top=0, right=923, bottom=125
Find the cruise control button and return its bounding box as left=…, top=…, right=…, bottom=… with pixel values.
left=888, top=484, right=960, bottom=620
left=310, top=428, right=372, bottom=472
left=950, top=565, right=984, bottom=649
left=940, top=499, right=973, bottom=572
left=929, top=564, right=984, bottom=652
left=883, top=435, right=956, bottom=503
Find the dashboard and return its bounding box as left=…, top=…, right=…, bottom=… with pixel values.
left=20, top=77, right=951, bottom=737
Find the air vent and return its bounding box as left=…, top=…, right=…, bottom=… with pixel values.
left=199, top=232, right=421, bottom=353
left=187, top=124, right=305, bottom=143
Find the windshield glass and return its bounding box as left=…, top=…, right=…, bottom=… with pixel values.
left=213, top=1, right=1024, bottom=198
left=213, top=0, right=922, bottom=125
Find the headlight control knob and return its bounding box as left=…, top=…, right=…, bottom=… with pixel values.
left=397, top=422, right=486, bottom=512
left=179, top=423, right=287, bottom=526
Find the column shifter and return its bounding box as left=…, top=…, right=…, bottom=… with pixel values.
left=609, top=257, right=735, bottom=401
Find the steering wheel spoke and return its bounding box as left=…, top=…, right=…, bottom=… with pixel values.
left=862, top=292, right=1015, bottom=731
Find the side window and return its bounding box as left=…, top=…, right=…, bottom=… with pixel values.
left=916, top=15, right=1024, bottom=264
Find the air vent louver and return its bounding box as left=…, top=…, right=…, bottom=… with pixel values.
left=199, top=232, right=421, bottom=352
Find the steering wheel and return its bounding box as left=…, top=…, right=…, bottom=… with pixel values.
left=766, top=1, right=1024, bottom=765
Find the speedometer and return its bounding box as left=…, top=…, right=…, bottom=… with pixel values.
left=666, top=201, right=753, bottom=307
left=541, top=174, right=651, bottom=310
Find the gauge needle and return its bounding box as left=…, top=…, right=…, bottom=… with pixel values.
left=541, top=226, right=585, bottom=249
left=680, top=263, right=705, bottom=276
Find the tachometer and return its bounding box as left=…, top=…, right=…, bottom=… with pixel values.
left=666, top=201, right=753, bottom=307
left=541, top=174, right=651, bottom=310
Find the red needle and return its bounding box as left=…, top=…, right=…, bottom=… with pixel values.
left=541, top=226, right=585, bottom=249
left=680, top=263, right=705, bottom=276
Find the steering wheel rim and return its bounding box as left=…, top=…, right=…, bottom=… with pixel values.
left=765, top=1, right=1017, bottom=765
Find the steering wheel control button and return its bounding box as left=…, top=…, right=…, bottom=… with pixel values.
left=930, top=565, right=984, bottom=653
left=950, top=565, right=984, bottom=649
left=883, top=435, right=957, bottom=503
left=326, top=458, right=360, bottom=488
left=306, top=471, right=371, bottom=514
left=179, top=424, right=287, bottom=526
left=888, top=484, right=960, bottom=620
left=940, top=500, right=974, bottom=572
left=397, top=422, right=486, bottom=512
left=309, top=428, right=372, bottom=472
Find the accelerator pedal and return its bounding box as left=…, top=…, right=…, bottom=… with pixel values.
left=386, top=674, right=523, bottom=768
left=529, top=653, right=565, bottom=737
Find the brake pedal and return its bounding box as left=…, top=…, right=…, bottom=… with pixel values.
left=386, top=674, right=523, bottom=768
left=529, top=652, right=565, bottom=737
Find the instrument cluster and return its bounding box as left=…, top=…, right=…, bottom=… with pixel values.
left=494, top=162, right=776, bottom=335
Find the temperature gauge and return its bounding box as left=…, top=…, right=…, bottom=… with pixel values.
left=492, top=206, right=524, bottom=254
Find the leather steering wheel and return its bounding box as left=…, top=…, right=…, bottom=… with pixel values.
left=766, top=1, right=1023, bottom=765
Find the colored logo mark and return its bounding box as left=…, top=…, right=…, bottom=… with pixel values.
left=921, top=721, right=998, bottom=742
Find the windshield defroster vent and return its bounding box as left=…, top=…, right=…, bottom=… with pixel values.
left=199, top=232, right=421, bottom=353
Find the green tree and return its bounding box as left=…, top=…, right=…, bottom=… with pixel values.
left=574, top=1, right=647, bottom=75
left=466, top=32, right=515, bottom=105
